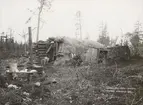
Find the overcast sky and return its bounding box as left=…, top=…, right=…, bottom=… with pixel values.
left=0, top=0, right=143, bottom=42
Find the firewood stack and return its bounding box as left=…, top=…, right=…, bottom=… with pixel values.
left=33, top=41, right=48, bottom=63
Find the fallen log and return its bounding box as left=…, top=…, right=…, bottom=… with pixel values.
left=103, top=86, right=136, bottom=94
left=104, top=90, right=133, bottom=94
left=127, top=75, right=142, bottom=79
left=106, top=87, right=136, bottom=90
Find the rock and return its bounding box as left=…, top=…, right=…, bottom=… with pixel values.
left=35, top=82, right=41, bottom=87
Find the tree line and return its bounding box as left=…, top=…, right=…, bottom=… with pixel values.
left=0, top=33, right=25, bottom=59
left=97, top=21, right=143, bottom=47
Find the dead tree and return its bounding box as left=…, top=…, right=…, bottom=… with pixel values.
left=36, top=0, right=53, bottom=42
left=28, top=27, right=33, bottom=65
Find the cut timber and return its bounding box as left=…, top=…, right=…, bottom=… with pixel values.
left=104, top=87, right=136, bottom=94
left=9, top=63, right=19, bottom=72
left=104, top=90, right=133, bottom=94
left=38, top=51, right=46, bottom=53
left=38, top=49, right=46, bottom=51
left=128, top=75, right=142, bottom=79
left=27, top=64, right=43, bottom=73
left=106, top=87, right=136, bottom=90
left=46, top=44, right=52, bottom=53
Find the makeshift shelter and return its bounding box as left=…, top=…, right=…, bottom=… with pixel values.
left=116, top=32, right=140, bottom=56
left=35, top=37, right=107, bottom=65
left=107, top=45, right=131, bottom=61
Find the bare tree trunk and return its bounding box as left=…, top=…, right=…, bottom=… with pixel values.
left=28, top=27, right=33, bottom=65
left=24, top=35, right=27, bottom=54
left=36, top=0, right=53, bottom=42
left=36, top=3, right=43, bottom=43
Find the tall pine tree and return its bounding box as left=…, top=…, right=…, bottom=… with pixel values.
left=98, top=23, right=110, bottom=46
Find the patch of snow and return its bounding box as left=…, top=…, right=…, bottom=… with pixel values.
left=8, top=84, right=19, bottom=89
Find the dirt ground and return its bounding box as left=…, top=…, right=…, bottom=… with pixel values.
left=0, top=57, right=143, bottom=105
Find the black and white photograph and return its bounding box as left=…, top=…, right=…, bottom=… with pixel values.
left=0, top=0, right=143, bottom=105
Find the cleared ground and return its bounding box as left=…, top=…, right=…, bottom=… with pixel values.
left=0, top=57, right=143, bottom=105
